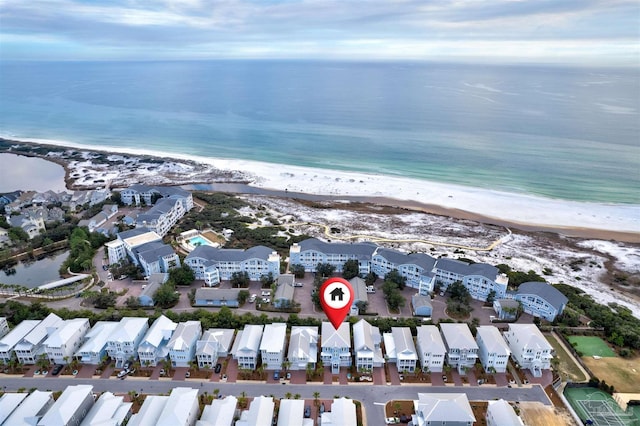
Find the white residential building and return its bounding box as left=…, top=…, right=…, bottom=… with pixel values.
left=260, top=323, right=287, bottom=370
left=75, top=321, right=118, bottom=364
left=196, top=328, right=235, bottom=369
left=15, top=313, right=63, bottom=365
left=371, top=247, right=436, bottom=294
left=0, top=317, right=9, bottom=338
left=416, top=325, right=447, bottom=373
left=128, top=396, right=168, bottom=426
left=106, top=229, right=180, bottom=276
left=440, top=323, right=479, bottom=374
left=486, top=399, right=524, bottom=426
left=106, top=317, right=149, bottom=368
left=197, top=395, right=237, bottom=426
left=44, top=318, right=90, bottom=364
left=235, top=396, right=274, bottom=426
left=476, top=326, right=511, bottom=373
left=287, top=326, right=318, bottom=371
left=3, top=390, right=54, bottom=426
left=278, top=399, right=310, bottom=426
left=0, top=393, right=28, bottom=424
left=38, top=384, right=95, bottom=426
left=80, top=392, right=132, bottom=426
left=503, top=324, right=553, bottom=377
left=320, top=322, right=351, bottom=374
left=167, top=321, right=202, bottom=368
left=383, top=327, right=418, bottom=373
left=433, top=258, right=509, bottom=301
left=137, top=315, right=177, bottom=367
left=353, top=319, right=384, bottom=371
left=289, top=239, right=376, bottom=274
left=0, top=319, right=40, bottom=363
left=320, top=398, right=357, bottom=426
left=411, top=393, right=476, bottom=426
left=157, top=387, right=199, bottom=426
left=231, top=324, right=264, bottom=369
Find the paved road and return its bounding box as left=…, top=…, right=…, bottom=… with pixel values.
left=1, top=376, right=551, bottom=426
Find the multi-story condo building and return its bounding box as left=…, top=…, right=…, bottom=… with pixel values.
left=196, top=329, right=235, bottom=369
left=259, top=323, right=287, bottom=370
left=43, top=318, right=90, bottom=365
left=383, top=327, right=418, bottom=373
left=512, top=281, right=568, bottom=322
left=289, top=239, right=376, bottom=274
left=137, top=315, right=177, bottom=367
left=75, top=321, right=119, bottom=365
left=14, top=313, right=63, bottom=365
left=433, top=258, right=508, bottom=301
left=231, top=324, right=264, bottom=370
left=440, top=323, right=479, bottom=374
left=353, top=319, right=384, bottom=371
left=475, top=326, right=511, bottom=373
left=106, top=317, right=149, bottom=368
left=416, top=325, right=446, bottom=373
left=106, top=229, right=180, bottom=277
left=287, top=326, right=318, bottom=371
left=185, top=245, right=281, bottom=286
left=503, top=324, right=553, bottom=377
left=136, top=198, right=189, bottom=237
left=321, top=322, right=352, bottom=374
left=371, top=248, right=436, bottom=294
left=0, top=320, right=40, bottom=363
left=0, top=317, right=9, bottom=338
left=120, top=185, right=193, bottom=211
left=167, top=321, right=202, bottom=368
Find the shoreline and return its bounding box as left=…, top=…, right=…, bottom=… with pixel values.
left=2, top=136, right=639, bottom=242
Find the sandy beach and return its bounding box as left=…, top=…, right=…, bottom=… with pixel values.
left=2, top=136, right=639, bottom=241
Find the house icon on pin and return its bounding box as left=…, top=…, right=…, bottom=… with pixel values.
left=330, top=287, right=345, bottom=302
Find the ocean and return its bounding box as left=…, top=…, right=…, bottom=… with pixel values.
left=0, top=60, right=638, bottom=204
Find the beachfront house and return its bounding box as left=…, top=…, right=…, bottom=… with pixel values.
left=371, top=247, right=436, bottom=294
left=411, top=393, right=476, bottom=426
left=416, top=325, right=446, bottom=373
left=184, top=245, right=281, bottom=286
left=433, top=258, right=508, bottom=301
left=231, top=324, right=264, bottom=369
left=475, top=325, right=511, bottom=373
left=287, top=326, right=318, bottom=371
left=259, top=322, right=287, bottom=370
left=273, top=274, right=295, bottom=309
left=167, top=321, right=202, bottom=368
left=80, top=391, right=132, bottom=426
left=14, top=313, right=63, bottom=365
left=119, top=185, right=193, bottom=211
left=75, top=321, right=119, bottom=365
left=43, top=318, right=90, bottom=365
left=486, top=399, right=524, bottom=426
left=349, top=276, right=368, bottom=316
left=193, top=288, right=241, bottom=307
left=440, top=323, right=479, bottom=374
left=289, top=238, right=376, bottom=274
left=320, top=398, right=357, bottom=426
left=513, top=281, right=568, bottom=322
left=503, top=324, right=553, bottom=377
left=353, top=319, right=384, bottom=371
left=137, top=315, right=177, bottom=368
left=196, top=328, right=235, bottom=369
left=321, top=322, right=352, bottom=374
left=0, top=320, right=40, bottom=363
left=38, top=384, right=95, bottom=426
left=383, top=327, right=418, bottom=373
left=106, top=317, right=149, bottom=368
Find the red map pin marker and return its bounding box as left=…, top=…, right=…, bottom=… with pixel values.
left=319, top=277, right=354, bottom=330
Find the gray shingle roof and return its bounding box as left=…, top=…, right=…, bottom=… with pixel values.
left=117, top=227, right=149, bottom=240
left=435, top=258, right=498, bottom=279
left=516, top=282, right=568, bottom=311
left=186, top=245, right=274, bottom=262
left=375, top=248, right=436, bottom=271
left=194, top=288, right=240, bottom=301
left=136, top=241, right=176, bottom=264
left=299, top=238, right=377, bottom=258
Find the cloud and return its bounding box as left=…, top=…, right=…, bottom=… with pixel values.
left=0, top=0, right=638, bottom=63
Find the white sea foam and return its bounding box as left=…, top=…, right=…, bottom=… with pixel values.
left=4, top=135, right=640, bottom=234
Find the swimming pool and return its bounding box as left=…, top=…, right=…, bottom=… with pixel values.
left=188, top=236, right=214, bottom=247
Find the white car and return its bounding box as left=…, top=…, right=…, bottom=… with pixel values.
left=293, top=282, right=303, bottom=287
left=261, top=290, right=271, bottom=297
left=248, top=294, right=257, bottom=303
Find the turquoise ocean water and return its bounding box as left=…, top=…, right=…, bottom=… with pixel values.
left=0, top=60, right=638, bottom=204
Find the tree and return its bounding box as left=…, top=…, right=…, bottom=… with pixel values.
left=238, top=290, right=250, bottom=305
left=169, top=266, right=195, bottom=286
left=313, top=391, right=320, bottom=407
left=342, top=259, right=360, bottom=280
left=364, top=272, right=377, bottom=286
left=316, top=263, right=336, bottom=278
left=154, top=283, right=179, bottom=308
left=124, top=296, right=141, bottom=309
left=355, top=301, right=368, bottom=314
left=290, top=264, right=306, bottom=279
left=260, top=272, right=275, bottom=288
left=230, top=271, right=250, bottom=288
left=386, top=291, right=405, bottom=311
left=8, top=227, right=29, bottom=242
left=384, top=269, right=406, bottom=290
left=486, top=290, right=496, bottom=304
left=93, top=292, right=117, bottom=309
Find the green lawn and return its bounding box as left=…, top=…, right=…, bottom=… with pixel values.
left=544, top=333, right=587, bottom=382
left=567, top=336, right=616, bottom=357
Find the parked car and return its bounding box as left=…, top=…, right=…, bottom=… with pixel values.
left=214, top=363, right=222, bottom=374
left=442, top=374, right=447, bottom=382
left=117, top=370, right=128, bottom=379
left=304, top=405, right=311, bottom=418
left=185, top=371, right=190, bottom=378
left=248, top=294, right=257, bottom=303
left=261, top=290, right=271, bottom=297
left=123, top=360, right=132, bottom=371
left=51, top=364, right=63, bottom=375
left=286, top=372, right=291, bottom=380
left=159, top=369, right=165, bottom=376
left=273, top=371, right=280, bottom=380
left=293, top=282, right=303, bottom=287
left=262, top=298, right=270, bottom=304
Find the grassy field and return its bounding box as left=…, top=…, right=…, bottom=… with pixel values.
left=582, top=356, right=640, bottom=393
left=544, top=333, right=587, bottom=382
left=567, top=336, right=617, bottom=357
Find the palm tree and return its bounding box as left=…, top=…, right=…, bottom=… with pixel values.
left=285, top=392, right=292, bottom=399
left=294, top=393, right=301, bottom=400
left=213, top=388, right=220, bottom=399
left=313, top=391, right=320, bottom=407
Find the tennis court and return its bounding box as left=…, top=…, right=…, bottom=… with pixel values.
left=567, top=336, right=617, bottom=357
left=564, top=387, right=640, bottom=426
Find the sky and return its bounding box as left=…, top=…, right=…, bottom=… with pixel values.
left=0, top=0, right=638, bottom=65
